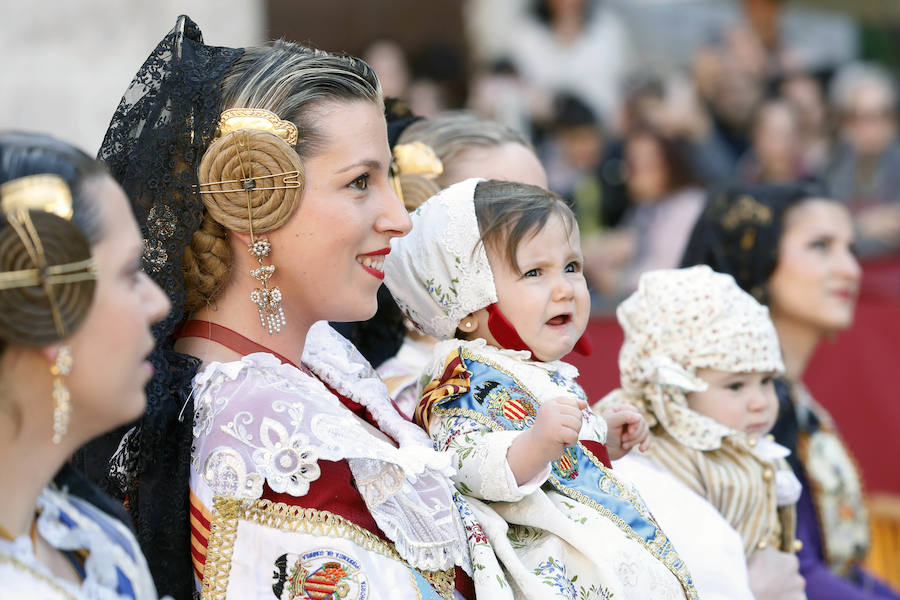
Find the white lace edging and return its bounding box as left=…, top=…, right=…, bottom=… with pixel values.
left=191, top=323, right=468, bottom=572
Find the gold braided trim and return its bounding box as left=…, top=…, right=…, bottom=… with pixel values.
left=434, top=347, right=698, bottom=599
left=0, top=174, right=73, bottom=219
left=0, top=551, right=80, bottom=600
left=216, top=108, right=299, bottom=146
left=201, top=496, right=454, bottom=600
left=548, top=477, right=698, bottom=599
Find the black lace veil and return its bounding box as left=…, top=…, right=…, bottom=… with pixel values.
left=680, top=181, right=829, bottom=302
left=74, top=16, right=243, bottom=598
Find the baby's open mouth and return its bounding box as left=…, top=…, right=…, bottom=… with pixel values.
left=546, top=314, right=571, bottom=326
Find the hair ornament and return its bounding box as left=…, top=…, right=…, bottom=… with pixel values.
left=197, top=107, right=304, bottom=335
left=1, top=174, right=74, bottom=219
left=392, top=142, right=443, bottom=179
left=390, top=142, right=444, bottom=210
left=721, top=194, right=773, bottom=230
left=216, top=108, right=299, bottom=146
left=0, top=174, right=97, bottom=338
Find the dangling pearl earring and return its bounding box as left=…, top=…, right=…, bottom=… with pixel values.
left=51, top=345, right=73, bottom=444
left=464, top=321, right=472, bottom=329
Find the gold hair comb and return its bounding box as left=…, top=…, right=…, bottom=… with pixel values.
left=216, top=108, right=299, bottom=146
left=0, top=174, right=73, bottom=220
left=392, top=142, right=443, bottom=178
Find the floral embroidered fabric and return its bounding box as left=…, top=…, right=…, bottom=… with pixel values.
left=422, top=338, right=696, bottom=600
left=190, top=321, right=469, bottom=573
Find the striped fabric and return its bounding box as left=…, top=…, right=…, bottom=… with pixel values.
left=646, top=430, right=796, bottom=556
left=416, top=349, right=471, bottom=430
left=189, top=488, right=212, bottom=582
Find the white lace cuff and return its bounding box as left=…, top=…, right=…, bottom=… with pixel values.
left=503, top=454, right=550, bottom=496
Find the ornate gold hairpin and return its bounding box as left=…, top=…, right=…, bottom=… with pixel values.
left=392, top=142, right=443, bottom=178
left=0, top=174, right=74, bottom=219
left=722, top=195, right=773, bottom=230
left=389, top=142, right=443, bottom=207
left=216, top=108, right=299, bottom=146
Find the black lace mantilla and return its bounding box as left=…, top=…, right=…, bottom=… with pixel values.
left=73, top=16, right=243, bottom=599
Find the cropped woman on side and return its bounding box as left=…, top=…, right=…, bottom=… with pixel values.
left=81, top=16, right=507, bottom=600
left=0, top=131, right=169, bottom=598
left=682, top=182, right=900, bottom=599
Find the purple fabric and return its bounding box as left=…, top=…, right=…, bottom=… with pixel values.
left=796, top=472, right=899, bottom=599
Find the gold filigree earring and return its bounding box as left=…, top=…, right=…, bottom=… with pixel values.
left=249, top=237, right=285, bottom=335
left=51, top=345, right=73, bottom=444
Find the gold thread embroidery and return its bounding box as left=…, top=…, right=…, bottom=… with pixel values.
left=201, top=496, right=452, bottom=599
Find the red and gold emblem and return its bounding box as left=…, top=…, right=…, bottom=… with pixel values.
left=273, top=549, right=367, bottom=600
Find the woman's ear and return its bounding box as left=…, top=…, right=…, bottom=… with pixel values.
left=230, top=230, right=252, bottom=246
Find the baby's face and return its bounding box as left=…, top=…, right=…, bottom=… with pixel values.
left=686, top=369, right=779, bottom=440
left=484, top=213, right=590, bottom=362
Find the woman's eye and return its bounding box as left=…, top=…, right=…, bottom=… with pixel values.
left=808, top=238, right=829, bottom=251
left=349, top=173, right=369, bottom=191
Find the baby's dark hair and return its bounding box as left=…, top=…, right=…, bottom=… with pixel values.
left=473, top=179, right=577, bottom=274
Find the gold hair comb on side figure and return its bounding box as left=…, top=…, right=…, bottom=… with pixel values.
left=0, top=174, right=97, bottom=308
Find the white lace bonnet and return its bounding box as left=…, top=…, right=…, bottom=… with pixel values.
left=613, top=265, right=785, bottom=450
left=384, top=177, right=497, bottom=339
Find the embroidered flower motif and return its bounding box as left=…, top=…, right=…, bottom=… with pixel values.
left=251, top=417, right=321, bottom=496
left=202, top=446, right=264, bottom=498
left=534, top=557, right=577, bottom=598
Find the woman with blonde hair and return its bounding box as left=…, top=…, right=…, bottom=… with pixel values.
left=82, top=16, right=506, bottom=600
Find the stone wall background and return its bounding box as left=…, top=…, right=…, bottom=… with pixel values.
left=0, top=1, right=264, bottom=154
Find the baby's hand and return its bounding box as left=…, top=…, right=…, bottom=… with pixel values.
left=602, top=405, right=650, bottom=460
left=530, top=396, right=586, bottom=462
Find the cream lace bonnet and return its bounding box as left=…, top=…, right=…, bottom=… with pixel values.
left=611, top=266, right=785, bottom=450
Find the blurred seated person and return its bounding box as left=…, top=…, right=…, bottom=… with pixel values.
left=464, top=0, right=635, bottom=129
left=540, top=92, right=627, bottom=238
left=780, top=71, right=832, bottom=175
left=736, top=98, right=808, bottom=184
left=583, top=128, right=705, bottom=305
left=825, top=62, right=900, bottom=257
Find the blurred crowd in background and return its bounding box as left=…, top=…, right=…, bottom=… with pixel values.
left=355, top=0, right=900, bottom=310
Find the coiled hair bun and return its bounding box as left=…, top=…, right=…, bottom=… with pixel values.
left=0, top=209, right=95, bottom=346
left=197, top=128, right=303, bottom=234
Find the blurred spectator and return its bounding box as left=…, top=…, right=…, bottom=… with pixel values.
left=825, top=62, right=900, bottom=257
left=467, top=58, right=538, bottom=138
left=583, top=127, right=705, bottom=304
left=779, top=71, right=832, bottom=174
left=408, top=42, right=467, bottom=116
left=464, top=0, right=635, bottom=130
left=363, top=39, right=411, bottom=100
left=736, top=98, right=806, bottom=184
left=540, top=92, right=628, bottom=237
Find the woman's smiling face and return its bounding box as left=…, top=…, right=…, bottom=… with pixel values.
left=270, top=100, right=411, bottom=325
